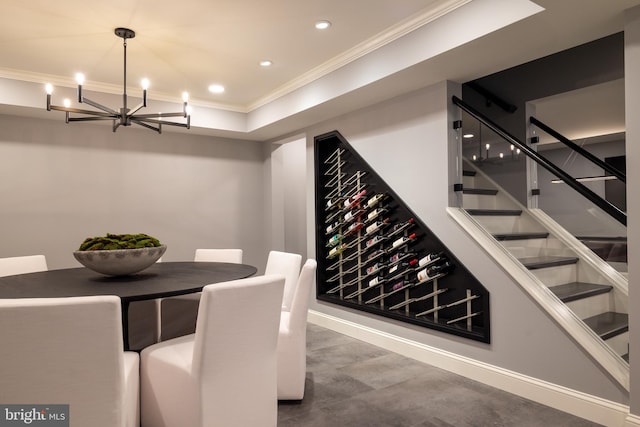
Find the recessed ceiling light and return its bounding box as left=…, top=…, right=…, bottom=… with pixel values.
left=315, top=20, right=331, bottom=30
left=208, top=84, right=225, bottom=94
left=463, top=133, right=474, bottom=138
left=259, top=60, right=273, bottom=67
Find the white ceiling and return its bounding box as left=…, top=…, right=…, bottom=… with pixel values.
left=0, top=0, right=638, bottom=141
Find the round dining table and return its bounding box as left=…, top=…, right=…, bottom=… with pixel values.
left=0, top=261, right=257, bottom=350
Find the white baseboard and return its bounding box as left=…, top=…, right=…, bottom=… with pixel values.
left=308, top=310, right=630, bottom=427
left=626, top=414, right=640, bottom=427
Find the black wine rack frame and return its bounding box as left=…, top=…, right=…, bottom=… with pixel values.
left=314, top=130, right=490, bottom=343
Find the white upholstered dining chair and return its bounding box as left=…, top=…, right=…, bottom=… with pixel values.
left=0, top=295, right=139, bottom=427
left=159, top=248, right=244, bottom=341
left=277, top=258, right=316, bottom=400
left=0, top=254, right=47, bottom=277
left=141, top=274, right=285, bottom=427
left=264, top=250, right=302, bottom=311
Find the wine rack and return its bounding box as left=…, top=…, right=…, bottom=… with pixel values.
left=314, top=130, right=490, bottom=343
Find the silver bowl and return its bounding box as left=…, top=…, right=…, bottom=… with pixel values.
left=73, top=245, right=167, bottom=276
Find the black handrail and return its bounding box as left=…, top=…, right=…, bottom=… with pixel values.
left=452, top=96, right=626, bottom=226
left=529, top=116, right=626, bottom=183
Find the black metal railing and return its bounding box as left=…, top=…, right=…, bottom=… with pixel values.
left=529, top=116, right=626, bottom=183
left=452, top=96, right=627, bottom=226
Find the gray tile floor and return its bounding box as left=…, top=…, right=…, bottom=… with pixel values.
left=278, top=323, right=603, bottom=427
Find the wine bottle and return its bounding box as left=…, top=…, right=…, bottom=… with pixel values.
left=366, top=193, right=387, bottom=209
left=328, top=243, right=347, bottom=259
left=391, top=233, right=417, bottom=249
left=391, top=218, right=415, bottom=233
left=368, top=276, right=384, bottom=287
left=367, top=249, right=385, bottom=262
left=416, top=261, right=453, bottom=282
left=344, top=189, right=366, bottom=209
left=418, top=251, right=445, bottom=268
left=365, top=235, right=386, bottom=249
left=388, top=251, right=416, bottom=264
left=365, top=218, right=389, bottom=235
left=366, top=208, right=386, bottom=222
left=327, top=234, right=343, bottom=247
left=388, top=259, right=418, bottom=275
left=391, top=280, right=407, bottom=291
left=344, top=221, right=364, bottom=236
left=326, top=196, right=341, bottom=209
left=344, top=210, right=355, bottom=222
left=366, top=262, right=386, bottom=275
left=326, top=221, right=340, bottom=234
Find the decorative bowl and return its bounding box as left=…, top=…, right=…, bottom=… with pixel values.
left=73, top=245, right=166, bottom=276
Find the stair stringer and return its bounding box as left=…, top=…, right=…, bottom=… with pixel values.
left=447, top=206, right=630, bottom=391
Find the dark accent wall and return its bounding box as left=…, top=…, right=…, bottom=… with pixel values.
left=461, top=32, right=624, bottom=204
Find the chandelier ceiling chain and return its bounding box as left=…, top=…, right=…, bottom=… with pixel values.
left=45, top=27, right=191, bottom=134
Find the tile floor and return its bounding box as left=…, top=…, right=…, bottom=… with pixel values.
left=277, top=323, right=603, bottom=427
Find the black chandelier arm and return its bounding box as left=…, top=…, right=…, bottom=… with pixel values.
left=130, top=119, right=162, bottom=134
left=80, top=97, right=119, bottom=115
left=49, top=105, right=117, bottom=118
left=131, top=111, right=187, bottom=119
left=67, top=116, right=118, bottom=122
left=127, top=102, right=146, bottom=117
left=133, top=116, right=190, bottom=129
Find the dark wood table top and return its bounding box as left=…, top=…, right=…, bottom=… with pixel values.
left=0, top=261, right=258, bottom=302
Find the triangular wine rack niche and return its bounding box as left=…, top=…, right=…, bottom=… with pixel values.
left=314, top=130, right=490, bottom=343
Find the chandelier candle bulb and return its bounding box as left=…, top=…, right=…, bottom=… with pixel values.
left=76, top=73, right=84, bottom=102
left=141, top=78, right=149, bottom=106
left=45, top=84, right=53, bottom=110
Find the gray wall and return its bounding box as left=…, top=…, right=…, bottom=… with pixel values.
left=0, top=115, right=269, bottom=270
left=277, top=81, right=628, bottom=403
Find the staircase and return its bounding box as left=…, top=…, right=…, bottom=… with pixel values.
left=461, top=166, right=630, bottom=363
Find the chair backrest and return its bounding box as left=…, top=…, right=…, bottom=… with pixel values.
left=192, top=275, right=284, bottom=427
left=264, top=250, right=301, bottom=311
left=287, top=259, right=317, bottom=333
left=194, top=248, right=243, bottom=264
left=0, top=254, right=48, bottom=277
left=0, top=295, right=127, bottom=426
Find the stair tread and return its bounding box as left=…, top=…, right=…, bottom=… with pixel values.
left=494, top=232, right=549, bottom=241
left=463, top=170, right=476, bottom=177
left=548, top=282, right=613, bottom=303
left=462, top=188, right=498, bottom=195
left=582, top=312, right=628, bottom=340
left=519, top=256, right=578, bottom=270
left=466, top=209, right=523, bottom=216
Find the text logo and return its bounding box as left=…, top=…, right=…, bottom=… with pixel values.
left=0, top=405, right=68, bottom=426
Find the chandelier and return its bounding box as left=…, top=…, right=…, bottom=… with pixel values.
left=45, top=27, right=191, bottom=134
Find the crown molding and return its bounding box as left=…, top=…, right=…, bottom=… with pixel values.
left=247, top=0, right=472, bottom=111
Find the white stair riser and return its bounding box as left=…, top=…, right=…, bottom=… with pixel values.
left=531, top=264, right=577, bottom=286
left=463, top=175, right=476, bottom=187
left=473, top=215, right=545, bottom=235
left=605, top=331, right=629, bottom=357
left=501, top=238, right=571, bottom=258
left=463, top=194, right=497, bottom=210
left=564, top=293, right=613, bottom=320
